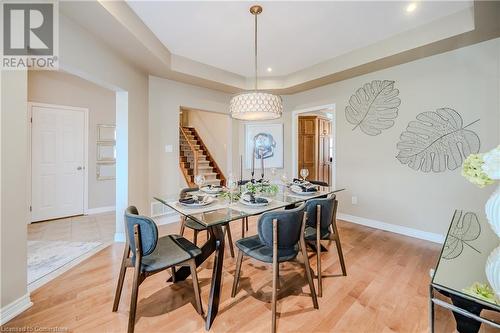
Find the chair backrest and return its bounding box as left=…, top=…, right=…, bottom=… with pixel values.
left=257, top=203, right=305, bottom=249
left=125, top=206, right=158, bottom=257
left=305, top=195, right=337, bottom=230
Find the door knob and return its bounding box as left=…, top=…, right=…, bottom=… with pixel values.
left=77, top=166, right=82, bottom=170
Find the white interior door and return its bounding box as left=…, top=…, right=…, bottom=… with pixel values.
left=31, top=105, right=85, bottom=222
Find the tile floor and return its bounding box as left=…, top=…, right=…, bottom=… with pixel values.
left=27, top=211, right=116, bottom=291
left=28, top=211, right=116, bottom=243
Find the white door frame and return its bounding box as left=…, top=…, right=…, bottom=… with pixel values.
left=28, top=102, right=89, bottom=223
left=291, top=104, right=336, bottom=189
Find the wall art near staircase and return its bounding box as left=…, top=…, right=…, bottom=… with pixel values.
left=345, top=80, right=401, bottom=136
left=245, top=123, right=283, bottom=169
left=396, top=108, right=480, bottom=173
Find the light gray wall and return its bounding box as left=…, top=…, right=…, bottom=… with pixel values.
left=148, top=77, right=231, bottom=202
left=1, top=12, right=149, bottom=313
left=28, top=70, right=116, bottom=209
left=59, top=14, right=149, bottom=215
left=185, top=109, right=231, bottom=176
left=286, top=38, right=500, bottom=235
left=1, top=71, right=29, bottom=308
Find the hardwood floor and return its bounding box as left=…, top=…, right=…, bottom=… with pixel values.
left=3, top=218, right=498, bottom=332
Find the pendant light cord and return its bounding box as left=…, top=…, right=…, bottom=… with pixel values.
left=254, top=12, right=258, bottom=91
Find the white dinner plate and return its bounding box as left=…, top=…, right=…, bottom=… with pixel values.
left=179, top=196, right=215, bottom=207
left=200, top=186, right=222, bottom=194
left=290, top=185, right=317, bottom=196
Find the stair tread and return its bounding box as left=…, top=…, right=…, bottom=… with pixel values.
left=180, top=127, right=224, bottom=186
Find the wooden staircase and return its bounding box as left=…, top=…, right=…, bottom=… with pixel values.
left=179, top=126, right=226, bottom=187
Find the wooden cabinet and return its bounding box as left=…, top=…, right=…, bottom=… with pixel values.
left=298, top=115, right=332, bottom=184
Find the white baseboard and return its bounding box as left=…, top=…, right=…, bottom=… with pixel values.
left=0, top=293, right=32, bottom=325
left=86, top=206, right=115, bottom=215
left=338, top=213, right=445, bottom=244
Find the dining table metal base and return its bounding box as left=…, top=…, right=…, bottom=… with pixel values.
left=167, top=224, right=226, bottom=331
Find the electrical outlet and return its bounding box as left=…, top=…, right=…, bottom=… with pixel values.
left=165, top=144, right=173, bottom=153
left=351, top=196, right=358, bottom=205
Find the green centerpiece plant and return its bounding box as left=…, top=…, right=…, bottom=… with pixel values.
left=244, top=180, right=279, bottom=196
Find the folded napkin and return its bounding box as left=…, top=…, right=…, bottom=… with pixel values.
left=179, top=197, right=196, bottom=204
left=179, top=195, right=206, bottom=204
left=291, top=184, right=318, bottom=193
left=242, top=192, right=269, bottom=204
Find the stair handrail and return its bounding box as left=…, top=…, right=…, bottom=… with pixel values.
left=189, top=127, right=226, bottom=186
left=179, top=126, right=198, bottom=177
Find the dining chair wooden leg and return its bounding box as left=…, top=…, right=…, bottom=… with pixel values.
left=128, top=225, right=143, bottom=333
left=225, top=224, right=235, bottom=258
left=272, top=218, right=278, bottom=333
left=246, top=217, right=249, bottom=231
left=112, top=243, right=130, bottom=311
left=331, top=200, right=347, bottom=276
left=327, top=225, right=334, bottom=247
left=316, top=205, right=322, bottom=297
left=241, top=218, right=246, bottom=238
left=179, top=216, right=186, bottom=235
left=128, top=267, right=141, bottom=333
left=193, top=230, right=198, bottom=246
left=170, top=267, right=176, bottom=283
left=189, top=259, right=204, bottom=315
left=231, top=250, right=244, bottom=297
left=300, top=213, right=319, bottom=309
left=333, top=233, right=347, bottom=276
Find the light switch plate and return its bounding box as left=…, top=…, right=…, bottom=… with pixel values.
left=165, top=144, right=173, bottom=153
left=351, top=196, right=358, bottom=205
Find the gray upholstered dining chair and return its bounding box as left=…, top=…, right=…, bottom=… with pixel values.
left=231, top=204, right=318, bottom=333
left=304, top=195, right=346, bottom=297
left=178, top=187, right=237, bottom=257
left=112, top=206, right=203, bottom=333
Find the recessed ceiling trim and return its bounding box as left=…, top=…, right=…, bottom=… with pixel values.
left=62, top=1, right=500, bottom=95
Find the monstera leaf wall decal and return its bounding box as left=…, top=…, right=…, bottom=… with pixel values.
left=443, top=211, right=481, bottom=260
left=396, top=108, right=480, bottom=173
left=345, top=80, right=401, bottom=136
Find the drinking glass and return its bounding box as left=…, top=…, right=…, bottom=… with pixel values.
left=281, top=172, right=288, bottom=185
left=300, top=168, right=309, bottom=181
left=227, top=174, right=238, bottom=206
left=194, top=174, right=205, bottom=188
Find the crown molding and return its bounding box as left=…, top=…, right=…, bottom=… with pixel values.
left=61, top=1, right=500, bottom=95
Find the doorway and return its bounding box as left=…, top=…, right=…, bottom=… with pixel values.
left=26, top=69, right=124, bottom=291
left=30, top=103, right=88, bottom=222
left=292, top=104, right=336, bottom=188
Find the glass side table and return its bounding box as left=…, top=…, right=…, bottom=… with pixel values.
left=430, top=210, right=500, bottom=333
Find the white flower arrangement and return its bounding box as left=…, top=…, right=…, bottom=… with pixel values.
left=462, top=146, right=500, bottom=187
left=482, top=146, right=500, bottom=180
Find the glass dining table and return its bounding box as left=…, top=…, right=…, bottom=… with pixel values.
left=154, top=186, right=344, bottom=330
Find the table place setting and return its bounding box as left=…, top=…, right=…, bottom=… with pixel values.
left=289, top=179, right=319, bottom=196
left=200, top=184, right=223, bottom=194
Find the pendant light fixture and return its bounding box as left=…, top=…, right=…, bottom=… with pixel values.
left=230, top=5, right=283, bottom=120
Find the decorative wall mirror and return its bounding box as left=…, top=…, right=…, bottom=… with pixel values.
left=97, top=124, right=116, bottom=142
left=96, top=162, right=116, bottom=180
left=97, top=142, right=116, bottom=162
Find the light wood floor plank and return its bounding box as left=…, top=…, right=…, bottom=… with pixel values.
left=3, top=218, right=499, bottom=332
